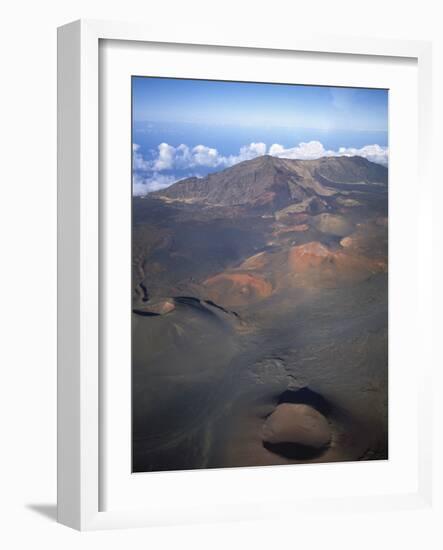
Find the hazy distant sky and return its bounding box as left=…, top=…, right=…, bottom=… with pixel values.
left=132, top=77, right=388, bottom=195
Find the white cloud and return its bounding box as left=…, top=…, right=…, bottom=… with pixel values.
left=139, top=141, right=268, bottom=173
left=192, top=144, right=224, bottom=168
left=133, top=143, right=151, bottom=171
left=225, top=142, right=267, bottom=166
left=132, top=140, right=388, bottom=194
left=269, top=140, right=388, bottom=166
left=269, top=140, right=328, bottom=160
left=152, top=142, right=177, bottom=170
left=143, top=140, right=388, bottom=171
left=132, top=173, right=177, bottom=196
left=335, top=144, right=389, bottom=166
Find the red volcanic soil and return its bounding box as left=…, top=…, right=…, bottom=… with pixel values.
left=287, top=241, right=386, bottom=288
left=238, top=252, right=269, bottom=271
left=262, top=403, right=331, bottom=448
left=340, top=236, right=353, bottom=248
left=203, top=272, right=273, bottom=307
left=204, top=239, right=387, bottom=305
left=288, top=242, right=331, bottom=270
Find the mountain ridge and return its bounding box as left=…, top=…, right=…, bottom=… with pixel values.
left=150, top=155, right=388, bottom=210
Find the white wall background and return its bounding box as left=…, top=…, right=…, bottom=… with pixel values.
left=0, top=1, right=441, bottom=547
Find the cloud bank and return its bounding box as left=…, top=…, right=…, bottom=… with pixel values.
left=148, top=142, right=268, bottom=172
left=269, top=141, right=388, bottom=166
left=133, top=140, right=388, bottom=195
left=132, top=173, right=177, bottom=195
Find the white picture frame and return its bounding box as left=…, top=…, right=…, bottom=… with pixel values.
left=57, top=19, right=433, bottom=531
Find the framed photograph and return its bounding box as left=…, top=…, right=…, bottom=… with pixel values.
left=57, top=19, right=433, bottom=530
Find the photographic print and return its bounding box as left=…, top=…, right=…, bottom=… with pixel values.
left=132, top=77, right=388, bottom=472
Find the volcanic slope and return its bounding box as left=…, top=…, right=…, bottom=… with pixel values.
left=151, top=154, right=387, bottom=212
left=132, top=154, right=389, bottom=472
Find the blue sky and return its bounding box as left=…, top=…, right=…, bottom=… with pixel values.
left=132, top=77, right=388, bottom=195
